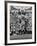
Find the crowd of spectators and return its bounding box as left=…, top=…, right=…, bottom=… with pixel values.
left=10, top=6, right=32, bottom=35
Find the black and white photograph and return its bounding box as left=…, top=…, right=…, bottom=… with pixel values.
left=10, top=6, right=32, bottom=40
left=5, top=1, right=36, bottom=45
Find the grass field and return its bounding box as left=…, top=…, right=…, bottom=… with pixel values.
left=10, top=34, right=32, bottom=40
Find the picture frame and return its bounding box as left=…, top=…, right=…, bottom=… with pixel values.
left=5, top=1, right=36, bottom=45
